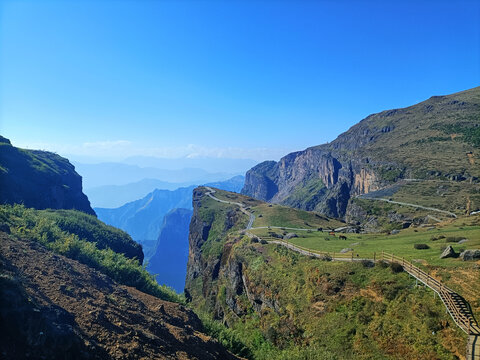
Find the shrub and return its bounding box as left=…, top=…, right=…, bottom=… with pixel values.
left=390, top=262, right=404, bottom=273
left=446, top=236, right=463, bottom=243
left=197, top=312, right=252, bottom=358
left=361, top=260, right=374, bottom=268
left=260, top=239, right=268, bottom=245
left=376, top=260, right=389, bottom=268
left=414, top=244, right=430, bottom=250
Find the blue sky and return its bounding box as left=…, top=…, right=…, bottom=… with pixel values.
left=1, top=0, right=479, bottom=162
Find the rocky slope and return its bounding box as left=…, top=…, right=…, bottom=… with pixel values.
left=242, top=87, right=480, bottom=218
left=0, top=136, right=95, bottom=215
left=147, top=208, right=193, bottom=293
left=0, top=232, right=240, bottom=360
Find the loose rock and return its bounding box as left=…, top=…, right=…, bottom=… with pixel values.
left=459, top=249, right=480, bottom=261
left=440, top=246, right=456, bottom=259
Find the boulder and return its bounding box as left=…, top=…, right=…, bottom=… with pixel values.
left=459, top=250, right=480, bottom=261
left=440, top=246, right=456, bottom=259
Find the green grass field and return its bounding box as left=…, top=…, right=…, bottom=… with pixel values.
left=250, top=216, right=480, bottom=267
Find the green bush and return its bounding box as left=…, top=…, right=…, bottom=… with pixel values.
left=414, top=243, right=430, bottom=249
left=445, top=236, right=463, bottom=243
left=42, top=209, right=143, bottom=261
left=197, top=312, right=252, bottom=358
left=390, top=262, right=404, bottom=273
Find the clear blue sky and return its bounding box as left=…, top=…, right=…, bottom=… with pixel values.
left=1, top=0, right=479, bottom=161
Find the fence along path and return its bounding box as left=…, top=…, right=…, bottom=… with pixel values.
left=262, top=237, right=480, bottom=335
left=202, top=188, right=479, bottom=358
left=261, top=237, right=480, bottom=359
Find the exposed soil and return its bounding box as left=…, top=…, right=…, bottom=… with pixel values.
left=0, top=232, right=240, bottom=360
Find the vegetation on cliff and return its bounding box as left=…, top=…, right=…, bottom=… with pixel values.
left=0, top=136, right=95, bottom=215
left=0, top=204, right=181, bottom=303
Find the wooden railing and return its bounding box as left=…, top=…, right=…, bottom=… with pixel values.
left=260, top=237, right=480, bottom=336
left=381, top=252, right=479, bottom=336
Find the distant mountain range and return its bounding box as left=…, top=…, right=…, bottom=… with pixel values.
left=121, top=156, right=257, bottom=174
left=95, top=186, right=195, bottom=245
left=85, top=178, right=197, bottom=208
left=95, top=175, right=244, bottom=242
left=74, top=161, right=241, bottom=189
left=147, top=208, right=193, bottom=293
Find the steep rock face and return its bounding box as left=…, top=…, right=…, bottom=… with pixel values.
left=242, top=161, right=278, bottom=201
left=243, top=146, right=382, bottom=218
left=96, top=186, right=195, bottom=246
left=185, top=188, right=285, bottom=325
left=184, top=188, right=244, bottom=310
left=0, top=136, right=95, bottom=215
left=147, top=208, right=193, bottom=292
left=242, top=87, right=480, bottom=218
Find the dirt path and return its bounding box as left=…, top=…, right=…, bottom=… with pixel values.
left=357, top=195, right=457, bottom=218
left=205, top=187, right=255, bottom=229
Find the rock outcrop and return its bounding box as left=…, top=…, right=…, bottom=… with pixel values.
left=440, top=246, right=456, bottom=259
left=243, top=145, right=384, bottom=218
left=0, top=136, right=95, bottom=215
left=185, top=188, right=266, bottom=322
left=459, top=249, right=480, bottom=261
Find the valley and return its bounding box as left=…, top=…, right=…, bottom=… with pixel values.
left=3, top=2, right=479, bottom=359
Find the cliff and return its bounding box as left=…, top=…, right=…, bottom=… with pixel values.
left=147, top=208, right=193, bottom=292
left=242, top=87, right=480, bottom=218
left=96, top=186, right=195, bottom=248
left=0, top=136, right=95, bottom=215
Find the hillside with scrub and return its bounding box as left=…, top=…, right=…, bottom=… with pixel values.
left=185, top=187, right=480, bottom=359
